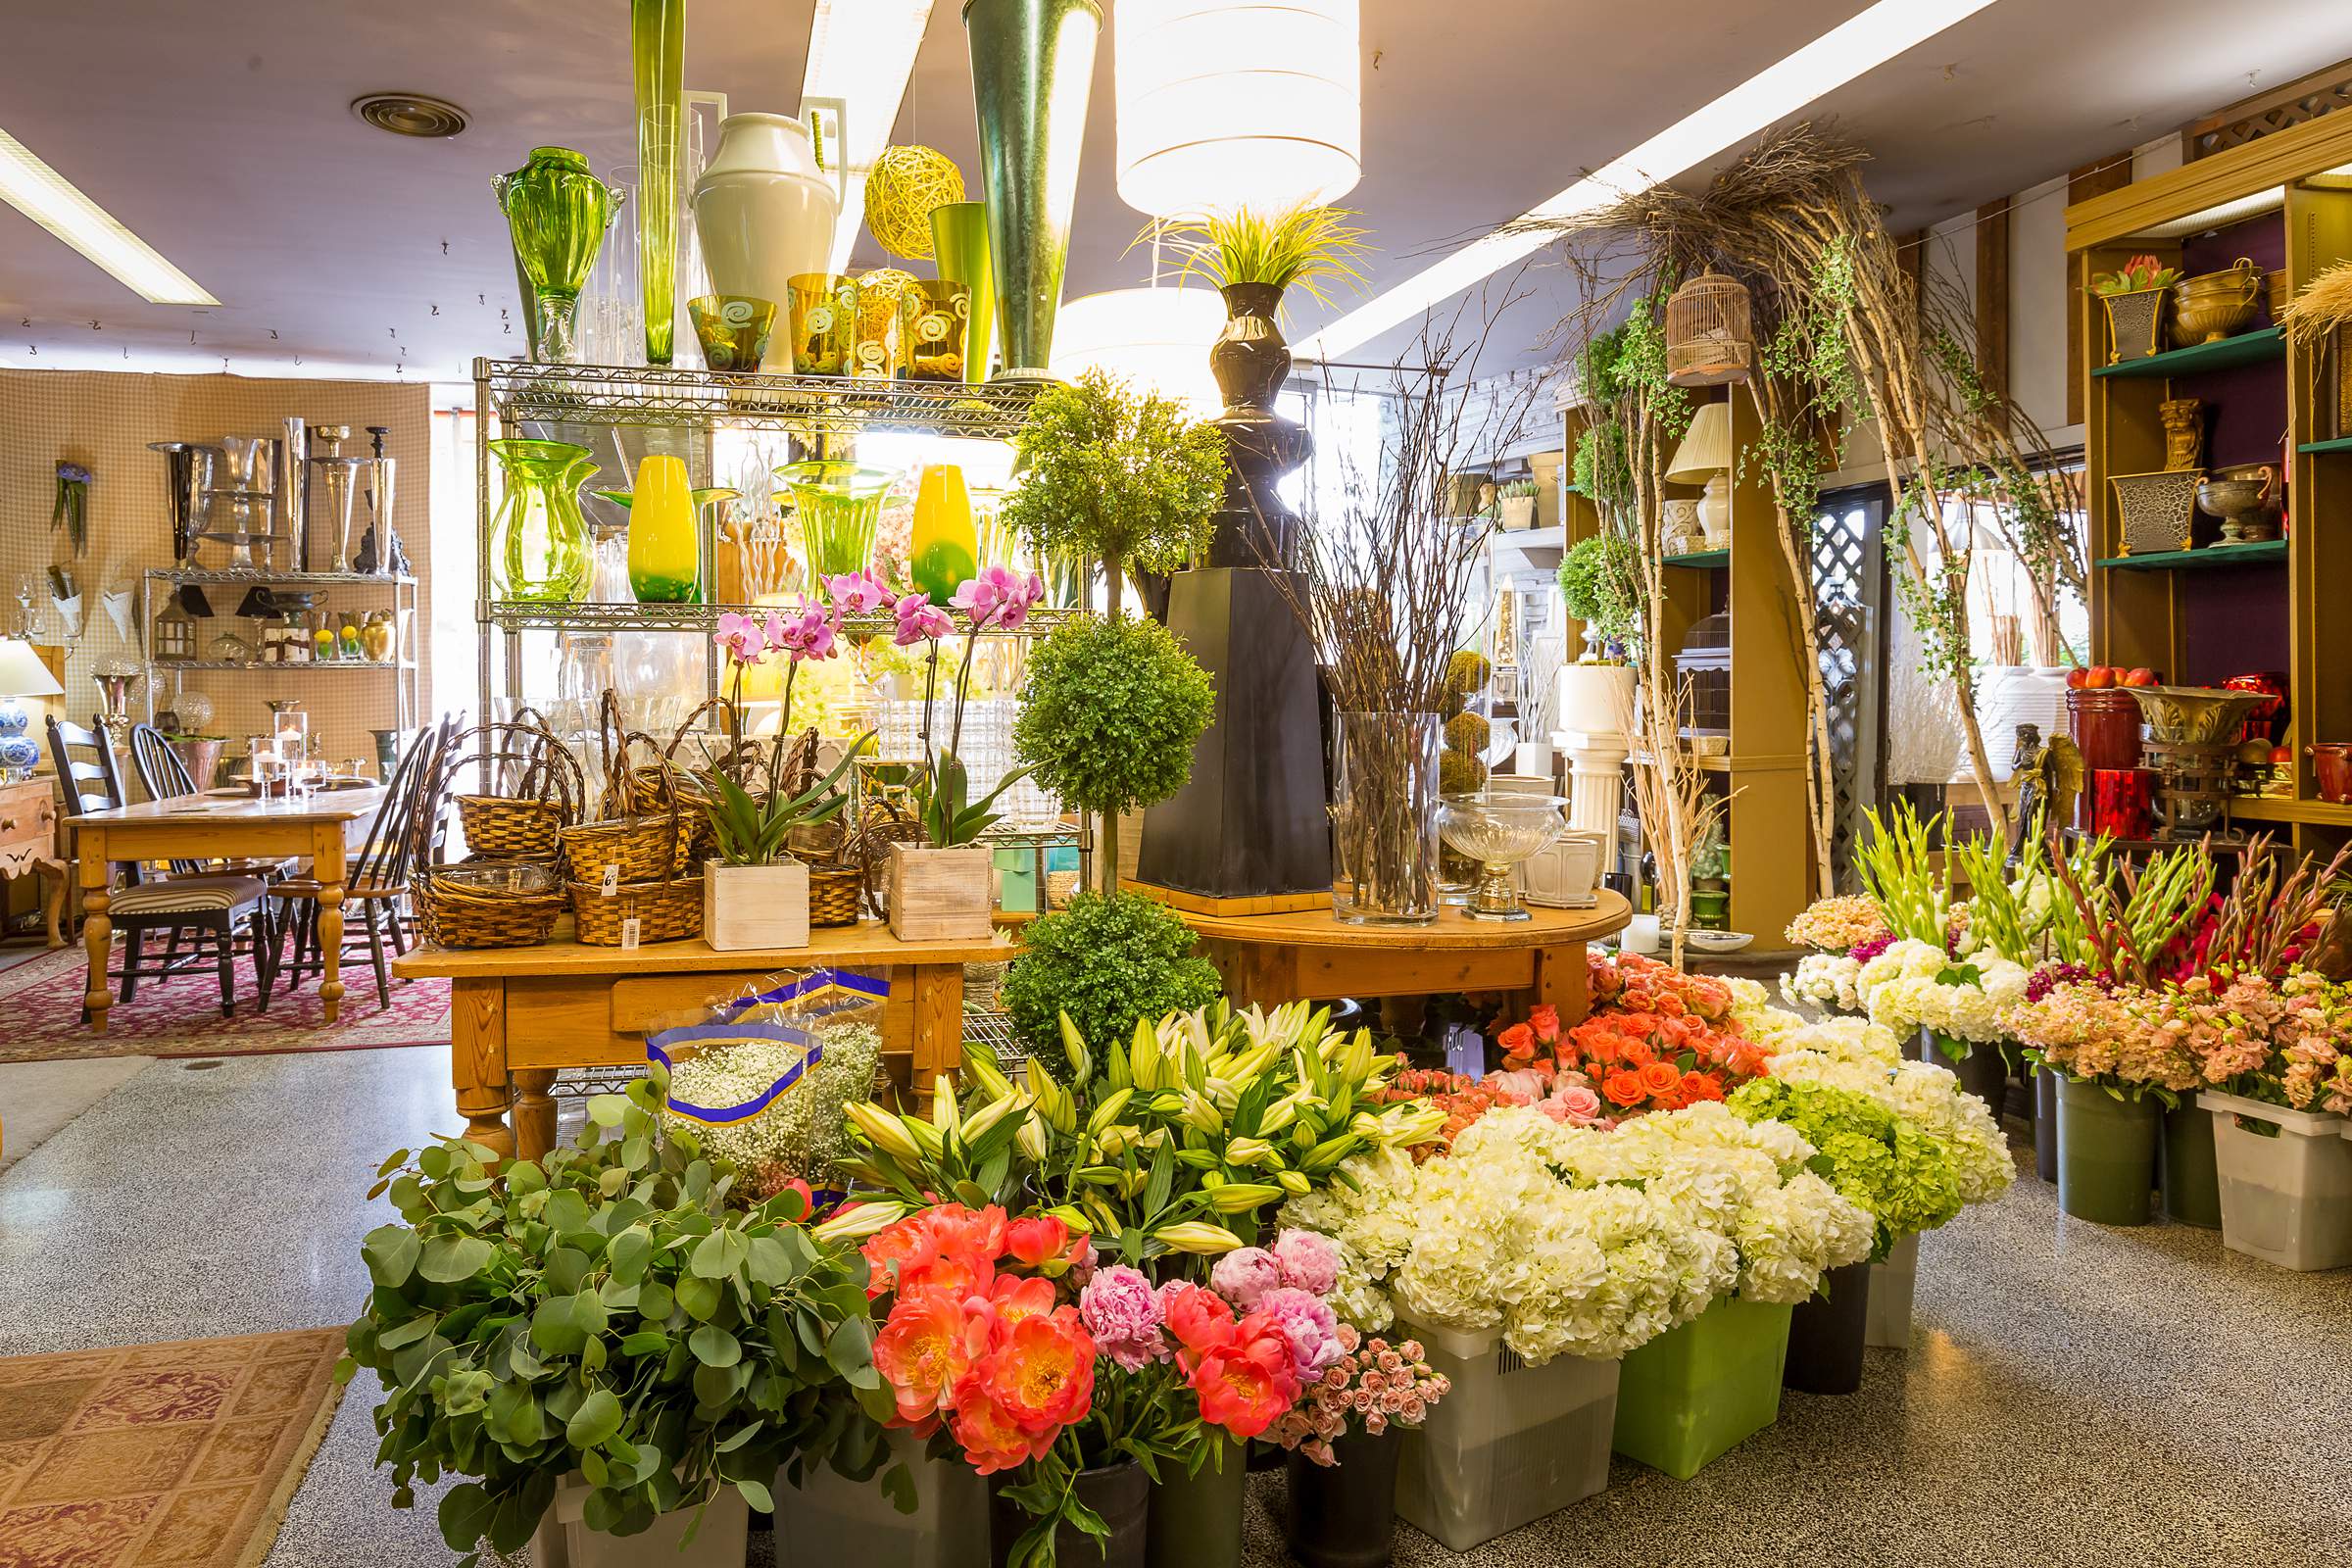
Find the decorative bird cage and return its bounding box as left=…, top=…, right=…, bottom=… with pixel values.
left=1673, top=612, right=1732, bottom=738
left=1664, top=270, right=1754, bottom=386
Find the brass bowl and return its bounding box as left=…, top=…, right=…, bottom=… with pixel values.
left=2125, top=684, right=2274, bottom=745
left=2170, top=261, right=2262, bottom=347
left=2195, top=468, right=2280, bottom=544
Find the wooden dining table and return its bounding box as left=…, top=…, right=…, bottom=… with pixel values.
left=67, top=785, right=386, bottom=1030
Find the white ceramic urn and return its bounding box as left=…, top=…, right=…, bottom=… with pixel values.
left=691, top=114, right=839, bottom=315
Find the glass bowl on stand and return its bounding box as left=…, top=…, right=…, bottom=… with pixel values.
left=1437, top=792, right=1569, bottom=922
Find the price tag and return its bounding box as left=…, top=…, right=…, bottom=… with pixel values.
left=600, top=864, right=619, bottom=897
left=620, top=916, right=641, bottom=951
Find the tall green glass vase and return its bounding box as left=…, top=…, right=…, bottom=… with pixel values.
left=963, top=0, right=1100, bottom=378
left=492, top=148, right=618, bottom=364
left=930, top=200, right=995, bottom=382
left=632, top=0, right=686, bottom=366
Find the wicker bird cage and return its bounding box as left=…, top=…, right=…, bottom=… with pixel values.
left=1664, top=270, right=1755, bottom=387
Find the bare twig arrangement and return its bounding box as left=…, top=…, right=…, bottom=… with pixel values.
left=1260, top=284, right=1545, bottom=916
left=1527, top=122, right=2049, bottom=851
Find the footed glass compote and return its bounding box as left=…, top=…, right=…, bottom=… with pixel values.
left=1438, top=792, right=1568, bottom=922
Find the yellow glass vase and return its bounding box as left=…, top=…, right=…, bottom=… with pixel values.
left=908, top=463, right=979, bottom=603
left=626, top=454, right=700, bottom=603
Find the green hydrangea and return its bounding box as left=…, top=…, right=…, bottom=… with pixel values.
left=1729, top=1078, right=1963, bottom=1256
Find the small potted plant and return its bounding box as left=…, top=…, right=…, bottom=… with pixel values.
left=887, top=567, right=1043, bottom=941
left=1497, top=477, right=1539, bottom=531
left=340, top=1076, right=902, bottom=1567
left=2090, top=253, right=2183, bottom=364
left=702, top=596, right=866, bottom=951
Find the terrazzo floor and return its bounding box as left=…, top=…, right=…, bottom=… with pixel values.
left=4, top=1049, right=2347, bottom=1567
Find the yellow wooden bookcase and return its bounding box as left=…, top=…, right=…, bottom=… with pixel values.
left=2067, top=111, right=2352, bottom=858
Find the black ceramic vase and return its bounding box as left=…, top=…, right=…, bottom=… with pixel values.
left=1204, top=281, right=1311, bottom=565
left=1924, top=1032, right=2010, bottom=1108
left=990, top=1461, right=1150, bottom=1568
left=1784, top=1260, right=1872, bottom=1396
left=1146, top=1439, right=1247, bottom=1568
left=1282, top=1429, right=1399, bottom=1568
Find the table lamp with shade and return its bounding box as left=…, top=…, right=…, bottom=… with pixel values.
left=1666, top=400, right=1734, bottom=550
left=0, top=638, right=63, bottom=782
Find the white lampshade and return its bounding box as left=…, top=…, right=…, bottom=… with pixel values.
left=1665, top=401, right=1732, bottom=483
left=1048, top=287, right=1226, bottom=417
left=0, top=638, right=63, bottom=699
left=1114, top=0, right=1361, bottom=219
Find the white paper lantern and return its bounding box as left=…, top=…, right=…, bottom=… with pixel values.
left=1048, top=287, right=1225, bottom=417
left=1114, top=0, right=1361, bottom=219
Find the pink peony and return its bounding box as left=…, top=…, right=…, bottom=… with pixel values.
left=1077, top=1264, right=1167, bottom=1372
left=1209, top=1247, right=1283, bottom=1309
left=1254, top=1286, right=1344, bottom=1382
left=1270, top=1229, right=1341, bottom=1298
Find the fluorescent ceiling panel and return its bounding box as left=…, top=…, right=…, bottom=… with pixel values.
left=0, top=127, right=217, bottom=306
left=1295, top=0, right=2002, bottom=360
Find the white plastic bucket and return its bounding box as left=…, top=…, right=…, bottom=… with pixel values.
left=2204, top=1088, right=2352, bottom=1271
left=1866, top=1230, right=1920, bottom=1348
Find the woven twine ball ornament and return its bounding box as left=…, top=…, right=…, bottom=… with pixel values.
left=863, top=145, right=964, bottom=260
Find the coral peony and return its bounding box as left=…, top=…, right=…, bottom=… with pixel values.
left=1160, top=1281, right=1239, bottom=1354
left=872, top=1285, right=979, bottom=1430
left=1003, top=1215, right=1070, bottom=1268
left=1187, top=1312, right=1300, bottom=1439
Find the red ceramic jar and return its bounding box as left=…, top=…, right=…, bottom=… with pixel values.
left=2312, top=743, right=2352, bottom=806
left=2068, top=689, right=2144, bottom=829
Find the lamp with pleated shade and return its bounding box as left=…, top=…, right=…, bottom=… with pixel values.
left=1666, top=401, right=1734, bottom=550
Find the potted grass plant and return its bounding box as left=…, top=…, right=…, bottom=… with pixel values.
left=703, top=599, right=866, bottom=951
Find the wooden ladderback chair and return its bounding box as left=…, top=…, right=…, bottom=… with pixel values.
left=270, top=721, right=455, bottom=1009
left=47, top=714, right=273, bottom=1019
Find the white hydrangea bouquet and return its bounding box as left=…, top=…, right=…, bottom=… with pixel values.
left=1758, top=1013, right=2015, bottom=1206
left=1852, top=938, right=2029, bottom=1052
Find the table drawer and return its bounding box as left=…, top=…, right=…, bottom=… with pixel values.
left=0, top=784, right=55, bottom=853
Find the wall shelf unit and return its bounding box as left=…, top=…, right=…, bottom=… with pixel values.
left=140, top=566, right=420, bottom=734
left=2067, top=109, right=2352, bottom=853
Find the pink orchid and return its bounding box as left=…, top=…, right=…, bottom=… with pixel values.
left=713, top=611, right=767, bottom=662
left=893, top=592, right=954, bottom=646
left=951, top=566, right=1047, bottom=631
left=775, top=600, right=841, bottom=662
left=825, top=568, right=894, bottom=615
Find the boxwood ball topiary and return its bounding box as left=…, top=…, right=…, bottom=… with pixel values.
left=1001, top=891, right=1222, bottom=1071
left=1445, top=650, right=1492, bottom=698
left=1440, top=748, right=1488, bottom=795
left=1014, top=614, right=1215, bottom=820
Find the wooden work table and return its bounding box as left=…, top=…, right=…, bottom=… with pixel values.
left=393, top=921, right=1013, bottom=1161
left=1172, top=891, right=1634, bottom=1022
left=68, top=786, right=385, bottom=1030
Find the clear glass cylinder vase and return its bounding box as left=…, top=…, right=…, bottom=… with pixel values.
left=1331, top=710, right=1442, bottom=926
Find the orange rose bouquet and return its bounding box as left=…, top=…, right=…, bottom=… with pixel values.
left=1490, top=956, right=1769, bottom=1119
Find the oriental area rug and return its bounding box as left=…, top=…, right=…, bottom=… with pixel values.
left=0, top=946, right=450, bottom=1063
left=0, top=1328, right=345, bottom=1568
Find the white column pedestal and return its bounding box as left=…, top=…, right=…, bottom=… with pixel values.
left=1559, top=728, right=1629, bottom=840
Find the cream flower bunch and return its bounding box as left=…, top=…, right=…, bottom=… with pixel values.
left=1783, top=952, right=1864, bottom=1013
left=1856, top=940, right=2029, bottom=1044
left=1281, top=1106, right=1736, bottom=1365
left=1765, top=1048, right=2016, bottom=1207
left=1785, top=893, right=1891, bottom=955
left=1551, top=1103, right=1874, bottom=1305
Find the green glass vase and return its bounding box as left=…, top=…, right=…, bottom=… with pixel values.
left=490, top=439, right=596, bottom=602
left=776, top=461, right=898, bottom=580
left=632, top=0, right=686, bottom=365
left=963, top=0, right=1101, bottom=376
left=929, top=200, right=995, bottom=382
left=492, top=148, right=618, bottom=364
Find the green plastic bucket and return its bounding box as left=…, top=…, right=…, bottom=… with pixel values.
left=2161, top=1093, right=2222, bottom=1229
left=2057, top=1075, right=2160, bottom=1225
left=1611, top=1297, right=1792, bottom=1479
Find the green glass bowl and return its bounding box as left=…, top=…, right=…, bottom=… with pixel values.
left=687, top=294, right=778, bottom=372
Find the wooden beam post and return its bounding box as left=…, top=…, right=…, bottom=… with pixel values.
left=1975, top=197, right=2012, bottom=409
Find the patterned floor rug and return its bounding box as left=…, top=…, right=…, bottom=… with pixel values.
left=0, top=1328, right=346, bottom=1568
left=0, top=946, right=450, bottom=1063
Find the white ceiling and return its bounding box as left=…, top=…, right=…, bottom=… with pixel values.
left=0, top=1, right=2347, bottom=384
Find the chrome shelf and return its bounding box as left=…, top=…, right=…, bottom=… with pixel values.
left=152, top=660, right=416, bottom=672
left=479, top=357, right=1044, bottom=439
left=480, top=599, right=1079, bottom=636
left=147, top=567, right=416, bottom=587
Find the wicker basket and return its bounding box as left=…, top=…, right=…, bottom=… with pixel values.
left=458, top=795, right=566, bottom=861
left=569, top=874, right=704, bottom=946
left=561, top=813, right=698, bottom=883
left=2111, top=468, right=2202, bottom=555
left=444, top=713, right=584, bottom=864
left=415, top=861, right=565, bottom=950
left=809, top=864, right=863, bottom=927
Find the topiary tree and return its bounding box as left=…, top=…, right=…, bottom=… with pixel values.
left=997, top=367, right=1225, bottom=622
left=1000, top=890, right=1222, bottom=1077
left=1016, top=613, right=1214, bottom=893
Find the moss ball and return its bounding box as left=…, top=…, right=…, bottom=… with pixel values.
left=1440, top=749, right=1488, bottom=795
left=1445, top=650, right=1492, bottom=698
left=1444, top=710, right=1491, bottom=756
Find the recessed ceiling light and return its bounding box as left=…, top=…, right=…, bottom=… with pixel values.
left=352, top=93, right=470, bottom=139
left=1295, top=0, right=2002, bottom=361
left=0, top=125, right=218, bottom=305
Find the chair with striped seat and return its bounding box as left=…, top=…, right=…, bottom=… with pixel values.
left=48, top=715, right=274, bottom=1019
